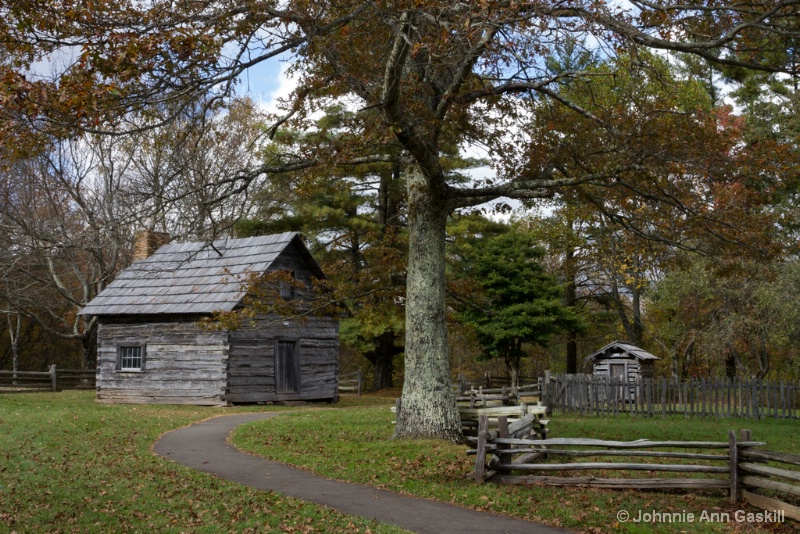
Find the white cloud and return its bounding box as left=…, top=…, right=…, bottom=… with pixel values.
left=242, top=58, right=298, bottom=115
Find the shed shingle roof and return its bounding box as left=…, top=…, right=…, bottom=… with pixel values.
left=79, top=232, right=322, bottom=316
left=583, top=341, right=659, bottom=362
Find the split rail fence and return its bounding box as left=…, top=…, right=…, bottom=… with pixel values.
left=338, top=370, right=363, bottom=396
left=471, top=417, right=800, bottom=521
left=0, top=365, right=96, bottom=393
left=453, top=373, right=539, bottom=393
left=543, top=374, right=800, bottom=419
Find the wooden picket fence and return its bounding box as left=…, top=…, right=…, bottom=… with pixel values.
left=543, top=374, right=800, bottom=419
left=0, top=365, right=96, bottom=392
left=470, top=417, right=800, bottom=521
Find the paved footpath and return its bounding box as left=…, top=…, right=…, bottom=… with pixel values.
left=153, top=412, right=570, bottom=534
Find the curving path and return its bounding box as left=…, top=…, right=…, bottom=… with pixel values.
left=153, top=412, right=570, bottom=534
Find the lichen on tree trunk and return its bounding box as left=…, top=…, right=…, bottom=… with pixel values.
left=392, top=166, right=462, bottom=442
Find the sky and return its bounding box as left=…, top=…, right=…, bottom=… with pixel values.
left=240, top=57, right=295, bottom=114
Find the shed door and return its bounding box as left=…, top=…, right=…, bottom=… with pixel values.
left=608, top=362, right=626, bottom=399
left=609, top=362, right=626, bottom=380
left=276, top=341, right=301, bottom=393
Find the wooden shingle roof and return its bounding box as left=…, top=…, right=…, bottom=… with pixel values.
left=583, top=341, right=659, bottom=362
left=79, top=232, right=323, bottom=316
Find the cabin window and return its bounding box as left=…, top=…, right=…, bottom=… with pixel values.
left=278, top=270, right=295, bottom=300
left=118, top=345, right=145, bottom=372
left=275, top=340, right=300, bottom=393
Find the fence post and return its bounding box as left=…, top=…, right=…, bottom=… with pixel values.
left=49, top=364, right=57, bottom=392
left=475, top=415, right=489, bottom=483
left=497, top=416, right=511, bottom=466
left=357, top=369, right=362, bottom=396
left=543, top=371, right=551, bottom=415
left=728, top=430, right=738, bottom=504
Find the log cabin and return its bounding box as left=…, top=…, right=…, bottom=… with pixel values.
left=584, top=340, right=659, bottom=382
left=79, top=231, right=339, bottom=405
left=584, top=340, right=659, bottom=400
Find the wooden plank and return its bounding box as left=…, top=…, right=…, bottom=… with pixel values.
left=0, top=383, right=53, bottom=390
left=496, top=416, right=512, bottom=464
left=225, top=390, right=336, bottom=402
left=0, top=377, right=52, bottom=385
left=683, top=380, right=689, bottom=417
left=741, top=475, right=800, bottom=498
left=741, top=490, right=800, bottom=522
left=0, top=371, right=51, bottom=378
left=97, top=392, right=224, bottom=405
left=99, top=378, right=226, bottom=390
left=740, top=449, right=800, bottom=466
left=458, top=405, right=546, bottom=419
left=491, top=475, right=729, bottom=489
left=729, top=430, right=738, bottom=504
left=739, top=463, right=800, bottom=483
left=97, top=383, right=225, bottom=394
left=530, top=449, right=728, bottom=461
left=228, top=367, right=276, bottom=377
left=512, top=451, right=547, bottom=464
left=475, top=416, right=489, bottom=483
left=492, top=437, right=731, bottom=448
left=701, top=377, right=707, bottom=417
left=226, top=383, right=276, bottom=393
left=143, top=361, right=228, bottom=372
left=146, top=343, right=226, bottom=352
left=495, top=462, right=729, bottom=473
left=105, top=369, right=227, bottom=380
left=781, top=381, right=787, bottom=418
left=456, top=394, right=516, bottom=402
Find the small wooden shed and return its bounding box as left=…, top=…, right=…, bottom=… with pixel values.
left=584, top=341, right=659, bottom=383
left=79, top=232, right=339, bottom=406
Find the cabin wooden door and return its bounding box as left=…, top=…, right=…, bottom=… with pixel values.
left=609, top=362, right=627, bottom=401
left=276, top=340, right=301, bottom=393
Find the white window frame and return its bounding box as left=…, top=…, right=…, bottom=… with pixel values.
left=117, top=344, right=146, bottom=372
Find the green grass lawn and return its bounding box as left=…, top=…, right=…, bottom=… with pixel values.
left=231, top=400, right=800, bottom=533
left=2, top=390, right=797, bottom=534
left=0, top=391, right=409, bottom=533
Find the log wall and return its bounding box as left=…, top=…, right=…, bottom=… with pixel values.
left=226, top=316, right=339, bottom=403
left=96, top=319, right=229, bottom=405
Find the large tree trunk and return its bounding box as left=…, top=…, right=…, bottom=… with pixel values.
left=365, top=330, right=399, bottom=391
left=754, top=336, right=769, bottom=380
left=631, top=267, right=644, bottom=346
left=7, top=314, right=21, bottom=383
left=566, top=332, right=578, bottom=374
left=563, top=248, right=578, bottom=374
left=392, top=166, right=461, bottom=442
left=725, top=351, right=737, bottom=379
left=80, top=321, right=98, bottom=370
left=505, top=355, right=520, bottom=393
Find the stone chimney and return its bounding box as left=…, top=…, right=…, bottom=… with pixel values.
left=133, top=230, right=171, bottom=261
